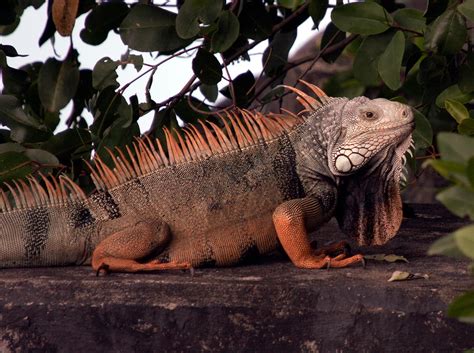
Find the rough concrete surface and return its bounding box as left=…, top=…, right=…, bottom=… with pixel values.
left=0, top=204, right=473, bottom=353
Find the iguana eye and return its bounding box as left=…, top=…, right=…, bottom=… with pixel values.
left=363, top=111, right=377, bottom=120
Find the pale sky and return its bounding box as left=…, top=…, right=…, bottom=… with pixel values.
left=1, top=3, right=331, bottom=132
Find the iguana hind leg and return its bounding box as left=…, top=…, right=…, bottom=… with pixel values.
left=92, top=218, right=191, bottom=274
left=273, top=197, right=364, bottom=269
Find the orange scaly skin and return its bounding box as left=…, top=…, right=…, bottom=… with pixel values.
left=0, top=82, right=414, bottom=273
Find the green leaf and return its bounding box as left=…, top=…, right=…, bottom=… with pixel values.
left=24, top=149, right=59, bottom=166
left=393, top=8, right=426, bottom=33
left=0, top=51, right=6, bottom=68
left=412, top=109, right=433, bottom=149
left=448, top=291, right=474, bottom=323
left=173, top=96, right=210, bottom=124
left=200, top=84, right=218, bottom=102
left=459, top=118, right=474, bottom=136
left=41, top=128, right=92, bottom=161
left=192, top=49, right=222, bottom=85
left=321, top=22, right=346, bottom=63
left=120, top=5, right=191, bottom=52
left=353, top=32, right=393, bottom=86
left=262, top=29, right=297, bottom=77
left=278, top=0, right=305, bottom=10
left=1, top=67, right=30, bottom=97
left=468, top=157, right=474, bottom=188
left=436, top=85, right=474, bottom=108
left=458, top=0, right=474, bottom=22
left=428, top=233, right=465, bottom=258
left=417, top=55, right=448, bottom=86
left=175, top=0, right=222, bottom=39
left=239, top=2, right=273, bottom=41
left=425, top=9, right=467, bottom=55
left=455, top=224, right=474, bottom=259
left=0, top=44, right=27, bottom=57
left=445, top=99, right=469, bottom=124
left=128, top=54, right=143, bottom=72
left=38, top=57, right=80, bottom=112
left=92, top=57, right=119, bottom=90
left=426, top=159, right=469, bottom=186
left=220, top=70, right=255, bottom=106
left=90, top=87, right=131, bottom=138
left=436, top=185, right=474, bottom=219
left=438, top=132, right=474, bottom=163
left=0, top=142, right=25, bottom=154
left=96, top=119, right=140, bottom=167
left=331, top=2, right=392, bottom=35
left=458, top=54, right=474, bottom=93
left=0, top=151, right=32, bottom=184
left=0, top=95, right=48, bottom=143
left=211, top=10, right=240, bottom=53
left=378, top=31, right=405, bottom=90
left=425, top=0, right=449, bottom=23
left=80, top=2, right=129, bottom=46
left=309, top=0, right=328, bottom=29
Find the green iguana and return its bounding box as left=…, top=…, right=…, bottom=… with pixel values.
left=0, top=82, right=415, bottom=273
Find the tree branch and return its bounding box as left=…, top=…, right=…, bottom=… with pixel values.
left=141, top=3, right=311, bottom=117
left=252, top=33, right=358, bottom=105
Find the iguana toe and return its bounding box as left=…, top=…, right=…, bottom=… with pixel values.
left=95, top=263, right=110, bottom=277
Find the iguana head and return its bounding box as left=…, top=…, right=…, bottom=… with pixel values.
left=285, top=82, right=414, bottom=246
left=329, top=96, right=415, bottom=246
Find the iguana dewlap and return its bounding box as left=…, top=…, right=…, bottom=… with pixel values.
left=0, top=82, right=415, bottom=273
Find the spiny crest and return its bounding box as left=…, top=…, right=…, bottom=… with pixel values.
left=0, top=82, right=330, bottom=211
left=0, top=173, right=87, bottom=212
left=281, top=79, right=333, bottom=114
left=88, top=109, right=304, bottom=191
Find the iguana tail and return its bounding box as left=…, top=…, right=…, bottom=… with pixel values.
left=0, top=176, right=95, bottom=268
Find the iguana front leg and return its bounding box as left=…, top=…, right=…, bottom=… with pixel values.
left=92, top=218, right=191, bottom=274
left=273, top=197, right=364, bottom=269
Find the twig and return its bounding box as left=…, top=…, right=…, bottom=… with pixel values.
left=221, top=53, right=237, bottom=107
left=187, top=92, right=232, bottom=116
left=146, top=75, right=198, bottom=133
left=118, top=44, right=202, bottom=95
left=247, top=46, right=273, bottom=96
left=296, top=29, right=346, bottom=82
left=252, top=33, right=358, bottom=106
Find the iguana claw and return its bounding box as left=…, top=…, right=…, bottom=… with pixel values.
left=96, top=263, right=110, bottom=277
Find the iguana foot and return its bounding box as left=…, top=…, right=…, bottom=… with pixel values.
left=293, top=253, right=364, bottom=269
left=326, top=254, right=365, bottom=269
left=311, top=240, right=352, bottom=257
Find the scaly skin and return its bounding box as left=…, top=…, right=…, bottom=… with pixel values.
left=0, top=84, right=415, bottom=273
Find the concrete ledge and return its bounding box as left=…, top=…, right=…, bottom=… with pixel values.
left=1, top=204, right=473, bottom=353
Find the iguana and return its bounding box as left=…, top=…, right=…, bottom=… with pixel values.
left=0, top=82, right=414, bottom=273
